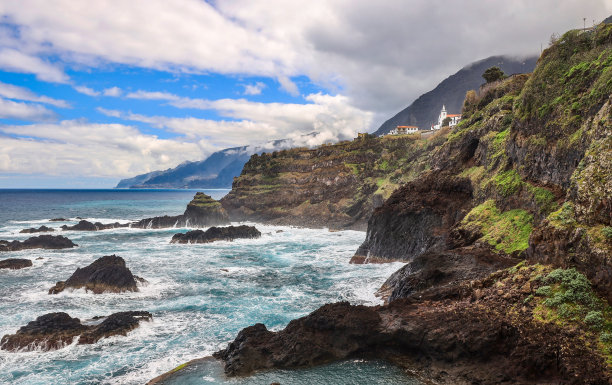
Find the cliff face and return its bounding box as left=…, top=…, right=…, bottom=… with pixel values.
left=354, top=24, right=612, bottom=303
left=220, top=133, right=447, bottom=230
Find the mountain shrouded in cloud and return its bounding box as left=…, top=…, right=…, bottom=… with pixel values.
left=0, top=0, right=610, bottom=187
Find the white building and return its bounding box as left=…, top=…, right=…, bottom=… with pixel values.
left=389, top=125, right=419, bottom=135
left=431, top=105, right=461, bottom=130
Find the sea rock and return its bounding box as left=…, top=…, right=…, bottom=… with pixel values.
left=49, top=255, right=143, bottom=294
left=351, top=172, right=473, bottom=263
left=0, top=235, right=77, bottom=252
left=132, top=193, right=230, bottom=229
left=61, top=220, right=129, bottom=231
left=0, top=311, right=152, bottom=352
left=0, top=258, right=33, bottom=270
left=170, top=225, right=261, bottom=244
left=49, top=218, right=67, bottom=222
left=19, top=225, right=55, bottom=234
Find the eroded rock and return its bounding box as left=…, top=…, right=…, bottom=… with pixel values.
left=19, top=225, right=54, bottom=234
left=0, top=235, right=77, bottom=252
left=170, top=225, right=261, bottom=244
left=0, top=258, right=33, bottom=270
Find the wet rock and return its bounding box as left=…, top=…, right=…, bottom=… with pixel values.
left=131, top=215, right=183, bottom=229
left=0, top=311, right=152, bottom=351
left=49, top=218, right=67, bottom=222
left=60, top=220, right=129, bottom=231
left=49, top=255, right=143, bottom=294
left=170, top=225, right=261, bottom=244
left=0, top=235, right=77, bottom=252
left=0, top=258, right=33, bottom=270
left=19, top=225, right=54, bottom=234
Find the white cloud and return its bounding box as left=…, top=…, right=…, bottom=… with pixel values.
left=103, top=86, right=122, bottom=97
left=0, top=48, right=69, bottom=83
left=0, top=120, right=210, bottom=177
left=0, top=97, right=56, bottom=121
left=242, top=81, right=266, bottom=95
left=74, top=85, right=100, bottom=96
left=2, top=0, right=609, bottom=119
left=0, top=81, right=70, bottom=108
left=125, top=90, right=180, bottom=101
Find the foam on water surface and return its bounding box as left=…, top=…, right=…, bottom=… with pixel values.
left=0, top=190, right=414, bottom=384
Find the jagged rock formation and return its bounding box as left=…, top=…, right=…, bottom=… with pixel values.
left=0, top=235, right=77, bottom=252
left=373, top=55, right=537, bottom=136
left=170, top=225, right=261, bottom=244
left=133, top=192, right=229, bottom=229
left=49, top=255, right=144, bottom=294
left=61, top=220, right=129, bottom=231
left=19, top=225, right=54, bottom=234
left=0, top=258, right=33, bottom=270
left=0, top=311, right=152, bottom=352
left=351, top=172, right=473, bottom=263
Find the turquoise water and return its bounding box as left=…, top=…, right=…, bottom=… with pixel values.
left=0, top=190, right=413, bottom=384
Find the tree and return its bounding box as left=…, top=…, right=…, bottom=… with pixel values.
left=482, top=66, right=506, bottom=83
left=442, top=117, right=452, bottom=127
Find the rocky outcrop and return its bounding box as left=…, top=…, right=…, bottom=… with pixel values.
left=61, top=220, right=129, bottom=231
left=49, top=255, right=143, bottom=294
left=378, top=246, right=519, bottom=303
left=0, top=258, right=33, bottom=270
left=0, top=235, right=77, bottom=252
left=351, top=172, right=473, bottom=263
left=170, top=225, right=261, bottom=244
left=0, top=311, right=152, bottom=352
left=214, top=265, right=610, bottom=384
left=49, top=218, right=67, bottom=222
left=19, top=225, right=54, bottom=234
left=132, top=193, right=229, bottom=229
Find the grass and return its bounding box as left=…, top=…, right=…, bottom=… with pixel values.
left=461, top=200, right=533, bottom=254
left=494, top=169, right=523, bottom=197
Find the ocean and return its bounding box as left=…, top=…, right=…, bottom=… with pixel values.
left=0, top=189, right=418, bottom=384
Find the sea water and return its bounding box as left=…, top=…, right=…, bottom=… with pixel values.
left=0, top=189, right=419, bottom=384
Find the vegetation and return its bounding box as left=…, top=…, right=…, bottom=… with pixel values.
left=461, top=200, right=533, bottom=254
left=482, top=66, right=507, bottom=83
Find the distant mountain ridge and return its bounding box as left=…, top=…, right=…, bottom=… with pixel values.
left=373, top=55, right=538, bottom=136
left=115, top=134, right=321, bottom=189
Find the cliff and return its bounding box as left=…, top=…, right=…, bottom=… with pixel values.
left=220, top=132, right=448, bottom=230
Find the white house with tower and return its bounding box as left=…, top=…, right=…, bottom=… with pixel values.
left=431, top=105, right=461, bottom=130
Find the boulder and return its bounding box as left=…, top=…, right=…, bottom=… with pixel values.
left=170, top=225, right=261, bottom=244
left=49, top=255, right=143, bottom=294
left=19, top=225, right=54, bottom=234
left=0, top=258, right=33, bottom=270
left=0, top=311, right=152, bottom=351
left=0, top=235, right=77, bottom=252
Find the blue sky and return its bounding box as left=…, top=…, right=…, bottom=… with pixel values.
left=0, top=0, right=609, bottom=188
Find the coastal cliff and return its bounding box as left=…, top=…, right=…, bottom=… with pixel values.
left=220, top=133, right=447, bottom=230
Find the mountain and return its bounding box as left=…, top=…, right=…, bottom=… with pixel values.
left=115, top=133, right=325, bottom=189
left=373, top=55, right=538, bottom=135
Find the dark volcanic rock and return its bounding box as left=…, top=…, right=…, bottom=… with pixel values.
left=132, top=193, right=230, bottom=229
left=49, top=218, right=67, bottom=222
left=0, top=235, right=77, bottom=252
left=378, top=246, right=519, bottom=303
left=214, top=266, right=610, bottom=384
left=170, top=225, right=261, bottom=244
left=19, top=225, right=54, bottom=234
left=0, top=311, right=152, bottom=352
left=0, top=258, right=33, bottom=270
left=49, top=255, right=143, bottom=294
left=351, top=172, right=473, bottom=263
left=61, top=220, right=129, bottom=231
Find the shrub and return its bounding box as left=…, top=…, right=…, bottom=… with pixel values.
left=584, top=311, right=606, bottom=330
left=483, top=66, right=507, bottom=83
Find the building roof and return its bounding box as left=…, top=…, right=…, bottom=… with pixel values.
left=447, top=114, right=461, bottom=117
left=396, top=125, right=419, bottom=128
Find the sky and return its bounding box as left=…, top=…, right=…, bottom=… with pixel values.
left=0, top=0, right=610, bottom=188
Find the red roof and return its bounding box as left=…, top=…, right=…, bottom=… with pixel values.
left=396, top=125, right=418, bottom=128
left=447, top=114, right=461, bottom=117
